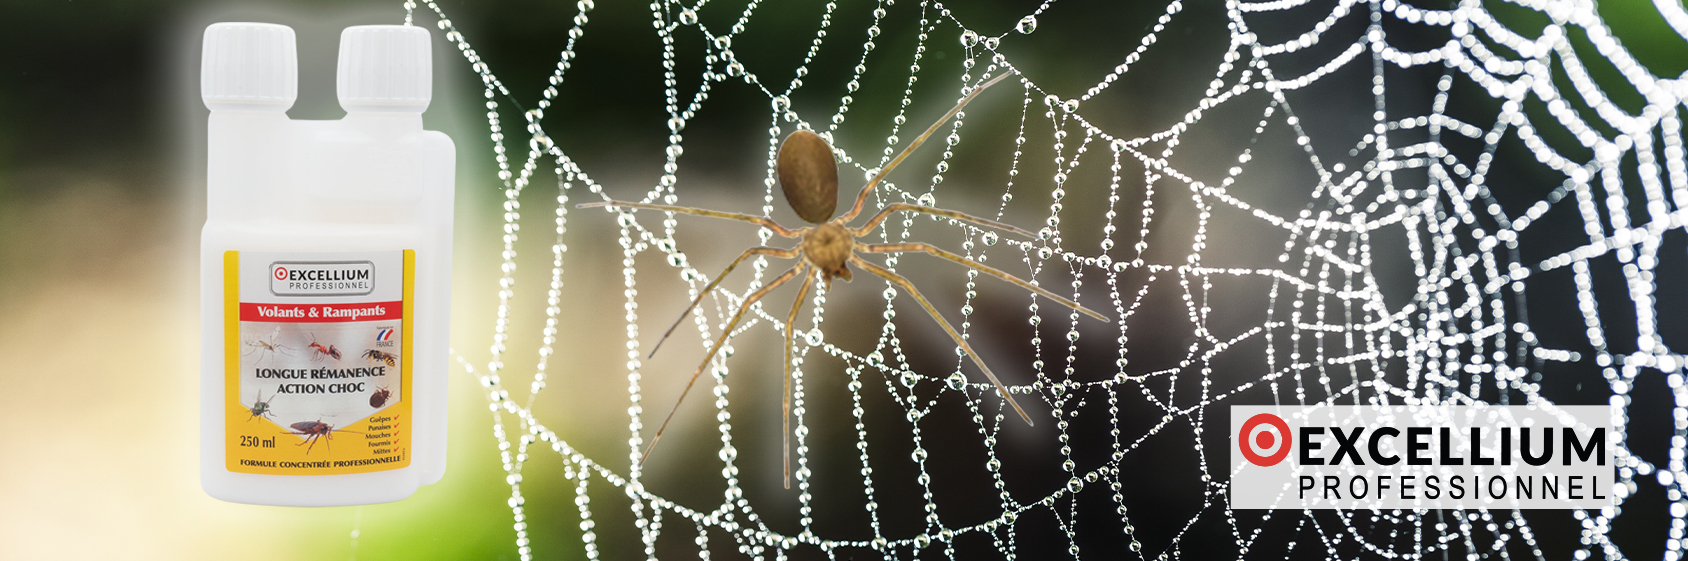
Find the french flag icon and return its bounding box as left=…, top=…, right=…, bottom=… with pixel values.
left=376, top=328, right=395, bottom=341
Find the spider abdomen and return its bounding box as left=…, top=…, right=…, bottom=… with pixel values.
left=776, top=130, right=839, bottom=224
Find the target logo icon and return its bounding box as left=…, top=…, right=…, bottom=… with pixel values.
left=274, top=266, right=289, bottom=281
left=1239, top=413, right=1293, bottom=467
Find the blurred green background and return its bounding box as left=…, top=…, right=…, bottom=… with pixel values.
left=3, top=0, right=1687, bottom=559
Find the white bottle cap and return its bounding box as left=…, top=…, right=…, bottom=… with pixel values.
left=202, top=22, right=298, bottom=110
left=338, top=25, right=433, bottom=112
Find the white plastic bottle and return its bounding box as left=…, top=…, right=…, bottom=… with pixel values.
left=199, top=22, right=454, bottom=506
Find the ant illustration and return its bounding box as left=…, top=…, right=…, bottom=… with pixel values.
left=305, top=333, right=342, bottom=362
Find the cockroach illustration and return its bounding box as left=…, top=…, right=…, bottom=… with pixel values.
left=246, top=390, right=277, bottom=422
left=362, top=349, right=398, bottom=368
left=369, top=385, right=392, bottom=408
left=580, top=72, right=1109, bottom=488
left=305, top=333, right=342, bottom=361
left=282, top=420, right=362, bottom=455
left=243, top=326, right=292, bottom=366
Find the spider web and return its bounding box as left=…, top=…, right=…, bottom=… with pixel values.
left=409, top=0, right=1688, bottom=558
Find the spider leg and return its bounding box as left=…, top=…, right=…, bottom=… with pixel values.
left=851, top=203, right=1036, bottom=239
left=642, top=265, right=804, bottom=466
left=839, top=71, right=1014, bottom=222
left=781, top=270, right=816, bottom=490
left=848, top=256, right=1035, bottom=426
left=649, top=246, right=802, bottom=359
left=859, top=243, right=1109, bottom=322
left=578, top=200, right=801, bottom=238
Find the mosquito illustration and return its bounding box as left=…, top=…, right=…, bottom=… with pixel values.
left=282, top=420, right=362, bottom=455
left=245, top=390, right=277, bottom=422
left=582, top=72, right=1109, bottom=488
left=243, top=326, right=293, bottom=366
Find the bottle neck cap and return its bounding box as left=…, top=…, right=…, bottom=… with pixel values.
left=201, top=22, right=297, bottom=110
left=337, top=25, right=433, bottom=112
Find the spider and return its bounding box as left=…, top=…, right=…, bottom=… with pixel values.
left=582, top=72, right=1108, bottom=488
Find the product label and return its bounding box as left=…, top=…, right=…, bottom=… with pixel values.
left=224, top=250, right=413, bottom=475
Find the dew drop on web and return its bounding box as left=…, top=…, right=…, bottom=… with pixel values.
left=1016, top=15, right=1037, bottom=35
left=959, top=30, right=978, bottom=48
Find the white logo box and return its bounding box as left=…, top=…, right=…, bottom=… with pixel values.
left=1231, top=405, right=1614, bottom=510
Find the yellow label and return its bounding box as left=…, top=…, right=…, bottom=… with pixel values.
left=224, top=250, right=414, bottom=475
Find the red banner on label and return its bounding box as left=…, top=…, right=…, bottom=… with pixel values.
left=240, top=301, right=403, bottom=323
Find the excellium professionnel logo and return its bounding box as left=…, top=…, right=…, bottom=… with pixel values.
left=1231, top=406, right=1613, bottom=509
left=270, top=261, right=376, bottom=296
